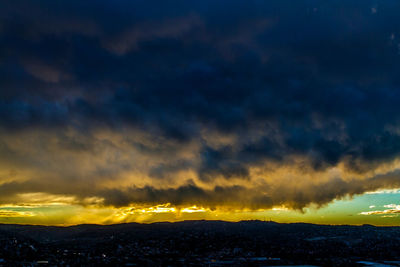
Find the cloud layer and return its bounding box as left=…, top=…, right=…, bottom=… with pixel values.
left=1, top=0, right=400, bottom=211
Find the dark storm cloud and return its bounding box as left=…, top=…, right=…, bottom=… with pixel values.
left=1, top=0, right=400, bottom=209
left=198, top=146, right=251, bottom=181
left=97, top=170, right=400, bottom=209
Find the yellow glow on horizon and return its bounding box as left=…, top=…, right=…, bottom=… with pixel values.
left=0, top=210, right=35, bottom=217
left=181, top=206, right=207, bottom=213
left=271, top=206, right=289, bottom=211
left=0, top=190, right=398, bottom=226
left=118, top=203, right=177, bottom=215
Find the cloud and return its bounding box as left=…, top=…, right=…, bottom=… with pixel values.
left=360, top=203, right=400, bottom=215
left=365, top=188, right=400, bottom=194
left=383, top=204, right=400, bottom=210
left=103, top=15, right=203, bottom=55
left=0, top=210, right=35, bottom=217
left=23, top=60, right=72, bottom=83
left=1, top=0, right=400, bottom=213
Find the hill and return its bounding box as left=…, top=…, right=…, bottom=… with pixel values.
left=0, top=220, right=399, bottom=266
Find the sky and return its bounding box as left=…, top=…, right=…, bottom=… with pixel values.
left=0, top=0, right=400, bottom=226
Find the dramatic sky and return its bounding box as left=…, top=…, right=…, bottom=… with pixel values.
left=1, top=0, right=400, bottom=225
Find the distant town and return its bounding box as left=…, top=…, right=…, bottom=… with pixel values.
left=0, top=220, right=399, bottom=266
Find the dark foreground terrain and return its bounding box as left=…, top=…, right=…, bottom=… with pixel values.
left=0, top=220, right=399, bottom=266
